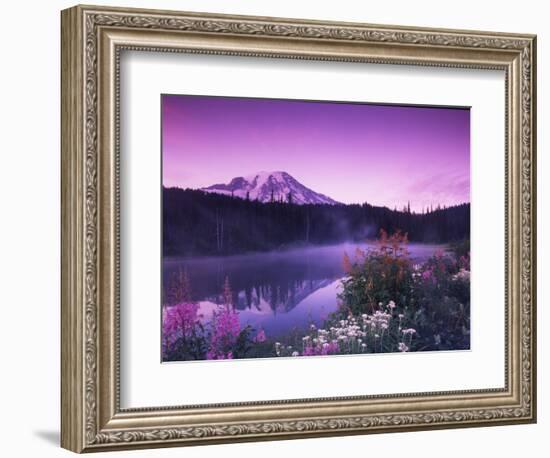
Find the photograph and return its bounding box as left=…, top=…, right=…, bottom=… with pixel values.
left=161, top=95, right=471, bottom=362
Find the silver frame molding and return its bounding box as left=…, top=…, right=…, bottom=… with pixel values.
left=61, top=4, right=537, bottom=453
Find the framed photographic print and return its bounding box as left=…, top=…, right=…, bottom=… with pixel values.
left=61, top=4, right=537, bottom=453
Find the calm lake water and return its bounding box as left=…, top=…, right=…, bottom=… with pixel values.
left=163, top=243, right=443, bottom=339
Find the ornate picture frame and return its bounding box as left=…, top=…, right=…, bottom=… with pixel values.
left=61, top=4, right=536, bottom=453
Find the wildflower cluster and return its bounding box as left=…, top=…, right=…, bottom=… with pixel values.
left=275, top=301, right=416, bottom=357
left=162, top=301, right=202, bottom=358
left=206, top=303, right=241, bottom=360
left=163, top=230, right=471, bottom=361
left=340, top=231, right=471, bottom=352
left=162, top=277, right=257, bottom=361
left=407, top=249, right=470, bottom=350
left=339, top=230, right=414, bottom=316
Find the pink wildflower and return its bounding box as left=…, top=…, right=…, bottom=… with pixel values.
left=207, top=304, right=241, bottom=360
left=162, top=302, right=200, bottom=342
left=255, top=328, right=267, bottom=343
left=398, top=342, right=409, bottom=352
left=162, top=301, right=200, bottom=357
left=207, top=277, right=241, bottom=360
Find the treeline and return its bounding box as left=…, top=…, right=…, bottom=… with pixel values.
left=163, top=187, right=470, bottom=257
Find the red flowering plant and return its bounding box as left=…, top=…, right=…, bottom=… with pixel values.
left=336, top=230, right=470, bottom=352
left=339, top=229, right=414, bottom=316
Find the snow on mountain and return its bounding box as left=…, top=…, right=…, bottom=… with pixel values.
left=202, top=171, right=340, bottom=205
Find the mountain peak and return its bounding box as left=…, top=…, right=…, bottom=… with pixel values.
left=202, top=171, right=340, bottom=205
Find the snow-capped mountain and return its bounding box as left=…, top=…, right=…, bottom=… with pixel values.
left=202, top=171, right=340, bottom=205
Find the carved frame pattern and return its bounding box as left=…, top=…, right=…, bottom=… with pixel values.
left=61, top=4, right=536, bottom=453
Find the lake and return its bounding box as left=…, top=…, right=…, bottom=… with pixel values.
left=163, top=242, right=443, bottom=339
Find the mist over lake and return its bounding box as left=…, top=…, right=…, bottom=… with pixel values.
left=163, top=242, right=444, bottom=339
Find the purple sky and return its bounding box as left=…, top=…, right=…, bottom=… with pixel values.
left=162, top=95, right=470, bottom=212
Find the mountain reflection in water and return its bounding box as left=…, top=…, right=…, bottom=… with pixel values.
left=163, top=242, right=441, bottom=338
